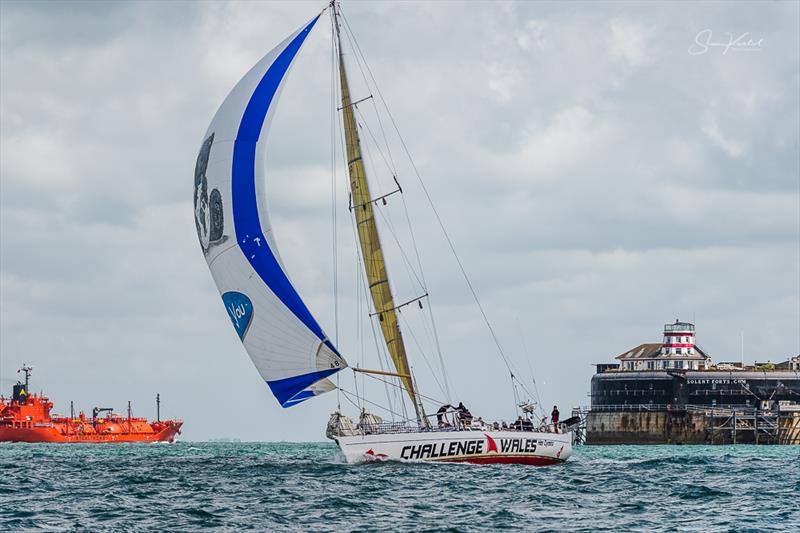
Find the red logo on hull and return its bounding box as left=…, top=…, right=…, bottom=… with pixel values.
left=364, top=448, right=388, bottom=459
left=485, top=433, right=498, bottom=453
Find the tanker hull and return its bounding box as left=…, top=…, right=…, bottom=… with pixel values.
left=0, top=424, right=181, bottom=443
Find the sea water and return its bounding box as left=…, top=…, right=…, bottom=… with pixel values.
left=1, top=442, right=797, bottom=531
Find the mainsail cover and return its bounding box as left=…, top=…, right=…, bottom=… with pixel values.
left=194, top=15, right=346, bottom=408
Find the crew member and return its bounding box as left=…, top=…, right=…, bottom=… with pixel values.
left=456, top=402, right=472, bottom=427
left=551, top=405, right=560, bottom=433
left=436, top=404, right=452, bottom=427
left=522, top=417, right=533, bottom=431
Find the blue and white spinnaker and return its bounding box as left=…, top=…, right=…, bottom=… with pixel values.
left=194, top=14, right=346, bottom=407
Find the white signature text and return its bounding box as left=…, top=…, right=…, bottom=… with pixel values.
left=689, top=29, right=764, bottom=56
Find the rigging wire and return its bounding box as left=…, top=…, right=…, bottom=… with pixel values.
left=396, top=310, right=447, bottom=399
left=356, top=115, right=426, bottom=293
left=331, top=51, right=339, bottom=347
left=517, top=316, right=546, bottom=419
left=370, top=85, right=398, bottom=176
left=398, top=192, right=453, bottom=403
left=356, top=106, right=453, bottom=401
left=339, top=10, right=453, bottom=404
left=339, top=388, right=406, bottom=421
left=337, top=7, right=428, bottom=420
left=331, top=15, right=364, bottom=414
left=339, top=7, right=531, bottom=406
left=353, top=368, right=446, bottom=409
left=353, top=107, right=396, bottom=184
left=332, top=12, right=405, bottom=419
left=354, top=210, right=403, bottom=419
left=330, top=12, right=341, bottom=410
left=368, top=305, right=406, bottom=419
left=353, top=133, right=405, bottom=416
left=356, top=115, right=453, bottom=405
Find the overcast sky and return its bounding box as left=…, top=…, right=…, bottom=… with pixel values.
left=1, top=1, right=798, bottom=441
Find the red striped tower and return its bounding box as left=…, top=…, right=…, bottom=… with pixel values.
left=662, top=320, right=696, bottom=356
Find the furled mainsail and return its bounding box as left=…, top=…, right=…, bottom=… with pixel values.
left=194, top=15, right=346, bottom=408
left=335, top=25, right=424, bottom=421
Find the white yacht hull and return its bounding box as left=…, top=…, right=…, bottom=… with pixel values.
left=334, top=429, right=572, bottom=465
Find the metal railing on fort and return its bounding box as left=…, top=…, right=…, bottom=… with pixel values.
left=585, top=404, right=672, bottom=412
left=586, top=403, right=771, bottom=413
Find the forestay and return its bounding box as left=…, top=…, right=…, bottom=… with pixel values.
left=194, top=14, right=346, bottom=407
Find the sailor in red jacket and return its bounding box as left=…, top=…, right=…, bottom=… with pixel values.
left=551, top=405, right=560, bottom=433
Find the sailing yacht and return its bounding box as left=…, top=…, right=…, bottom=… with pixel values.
left=194, top=3, right=575, bottom=465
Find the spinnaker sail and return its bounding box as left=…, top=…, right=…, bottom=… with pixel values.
left=194, top=14, right=347, bottom=408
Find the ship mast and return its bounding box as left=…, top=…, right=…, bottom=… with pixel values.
left=332, top=5, right=427, bottom=427
left=19, top=364, right=32, bottom=392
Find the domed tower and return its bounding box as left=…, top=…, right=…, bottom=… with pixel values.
left=662, top=320, right=695, bottom=356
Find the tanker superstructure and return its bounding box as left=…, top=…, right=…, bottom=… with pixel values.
left=0, top=366, right=182, bottom=443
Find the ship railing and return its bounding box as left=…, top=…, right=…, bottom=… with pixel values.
left=357, top=421, right=544, bottom=435
left=357, top=421, right=479, bottom=435
left=356, top=421, right=424, bottom=435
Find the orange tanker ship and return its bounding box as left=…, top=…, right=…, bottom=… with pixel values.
left=0, top=366, right=182, bottom=443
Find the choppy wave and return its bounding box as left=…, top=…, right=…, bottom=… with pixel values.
left=0, top=442, right=797, bottom=531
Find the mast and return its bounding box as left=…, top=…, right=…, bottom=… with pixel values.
left=333, top=7, right=427, bottom=426
left=19, top=364, right=32, bottom=392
